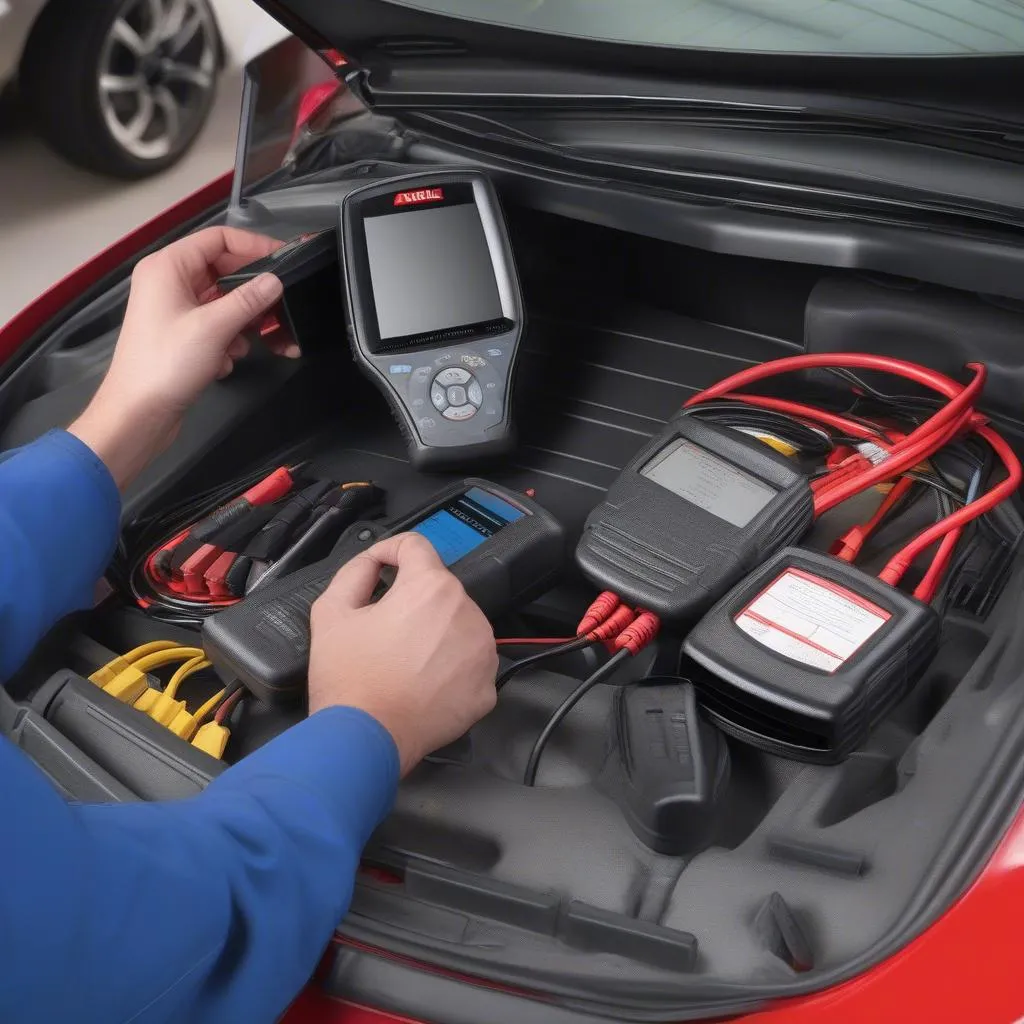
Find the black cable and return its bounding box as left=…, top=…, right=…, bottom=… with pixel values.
left=682, top=401, right=834, bottom=457
left=495, top=637, right=594, bottom=693
left=523, top=649, right=631, bottom=787
left=824, top=367, right=943, bottom=414
left=904, top=471, right=965, bottom=505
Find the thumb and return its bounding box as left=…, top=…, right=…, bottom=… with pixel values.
left=318, top=533, right=443, bottom=611
left=194, top=273, right=283, bottom=343
left=318, top=551, right=388, bottom=612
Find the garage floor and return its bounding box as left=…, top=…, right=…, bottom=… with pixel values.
left=0, top=72, right=243, bottom=328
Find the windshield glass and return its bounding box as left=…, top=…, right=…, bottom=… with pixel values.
left=381, top=0, right=1024, bottom=55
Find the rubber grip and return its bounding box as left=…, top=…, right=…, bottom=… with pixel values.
left=245, top=480, right=334, bottom=561
left=225, top=556, right=254, bottom=598
left=241, top=467, right=294, bottom=506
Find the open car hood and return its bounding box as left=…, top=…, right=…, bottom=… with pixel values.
left=253, top=0, right=1024, bottom=128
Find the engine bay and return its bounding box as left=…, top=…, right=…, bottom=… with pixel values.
left=4, top=166, right=1024, bottom=1012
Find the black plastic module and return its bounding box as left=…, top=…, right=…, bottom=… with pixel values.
left=684, top=548, right=941, bottom=763
left=217, top=228, right=342, bottom=358
left=576, top=414, right=814, bottom=623
left=601, top=680, right=730, bottom=855
left=204, top=480, right=565, bottom=704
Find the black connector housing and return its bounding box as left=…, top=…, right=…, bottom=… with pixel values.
left=601, top=680, right=730, bottom=855
left=576, top=414, right=814, bottom=623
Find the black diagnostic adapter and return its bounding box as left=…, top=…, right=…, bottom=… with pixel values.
left=684, top=548, right=941, bottom=763
left=204, top=480, right=565, bottom=704
left=576, top=413, right=814, bottom=623
left=601, top=679, right=730, bottom=855
left=340, top=170, right=524, bottom=468
left=217, top=228, right=341, bottom=356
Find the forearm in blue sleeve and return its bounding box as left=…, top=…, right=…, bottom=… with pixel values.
left=0, top=430, right=121, bottom=680
left=0, top=706, right=398, bottom=1024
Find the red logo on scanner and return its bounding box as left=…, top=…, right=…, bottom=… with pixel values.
left=393, top=187, right=444, bottom=207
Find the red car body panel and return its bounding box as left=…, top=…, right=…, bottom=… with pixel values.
left=4, top=170, right=1024, bottom=1024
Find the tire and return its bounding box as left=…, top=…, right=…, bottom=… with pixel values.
left=20, top=0, right=220, bottom=179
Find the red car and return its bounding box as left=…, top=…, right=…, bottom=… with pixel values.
left=4, top=3, right=1024, bottom=1023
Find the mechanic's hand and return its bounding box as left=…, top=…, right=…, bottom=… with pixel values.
left=70, top=227, right=292, bottom=488
left=308, top=533, right=499, bottom=776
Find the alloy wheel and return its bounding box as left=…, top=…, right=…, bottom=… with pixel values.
left=97, top=0, right=217, bottom=163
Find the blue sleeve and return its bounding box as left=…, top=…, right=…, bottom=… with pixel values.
left=0, top=706, right=399, bottom=1024
left=0, top=430, right=121, bottom=680
left=0, top=430, right=401, bottom=1020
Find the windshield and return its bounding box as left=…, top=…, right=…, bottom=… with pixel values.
left=379, top=0, right=1024, bottom=55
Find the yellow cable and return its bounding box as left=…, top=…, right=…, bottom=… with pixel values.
left=131, top=647, right=206, bottom=713
left=191, top=687, right=228, bottom=729
left=131, top=647, right=206, bottom=681
left=163, top=654, right=209, bottom=700
left=149, top=655, right=209, bottom=728
left=89, top=642, right=230, bottom=748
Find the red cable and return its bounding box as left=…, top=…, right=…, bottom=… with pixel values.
left=881, top=424, right=1022, bottom=596
left=688, top=353, right=1018, bottom=604
left=813, top=398, right=981, bottom=515
left=684, top=353, right=977, bottom=409
left=688, top=353, right=1009, bottom=600
left=688, top=356, right=987, bottom=516
left=832, top=475, right=917, bottom=563
left=914, top=528, right=963, bottom=604
left=214, top=689, right=244, bottom=725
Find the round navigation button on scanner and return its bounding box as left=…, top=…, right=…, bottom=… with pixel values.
left=435, top=367, right=472, bottom=387
left=447, top=385, right=468, bottom=406
left=443, top=404, right=477, bottom=421
left=431, top=384, right=448, bottom=411
left=467, top=380, right=483, bottom=406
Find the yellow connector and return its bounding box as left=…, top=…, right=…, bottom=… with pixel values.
left=149, top=691, right=189, bottom=727
left=88, top=641, right=181, bottom=697
left=104, top=666, right=151, bottom=705
left=166, top=685, right=227, bottom=741
left=167, top=707, right=199, bottom=739
left=192, top=721, right=231, bottom=759
left=138, top=654, right=209, bottom=725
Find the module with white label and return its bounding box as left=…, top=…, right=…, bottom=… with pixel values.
left=684, top=547, right=941, bottom=762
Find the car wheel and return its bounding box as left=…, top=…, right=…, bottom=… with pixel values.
left=20, top=0, right=220, bottom=179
